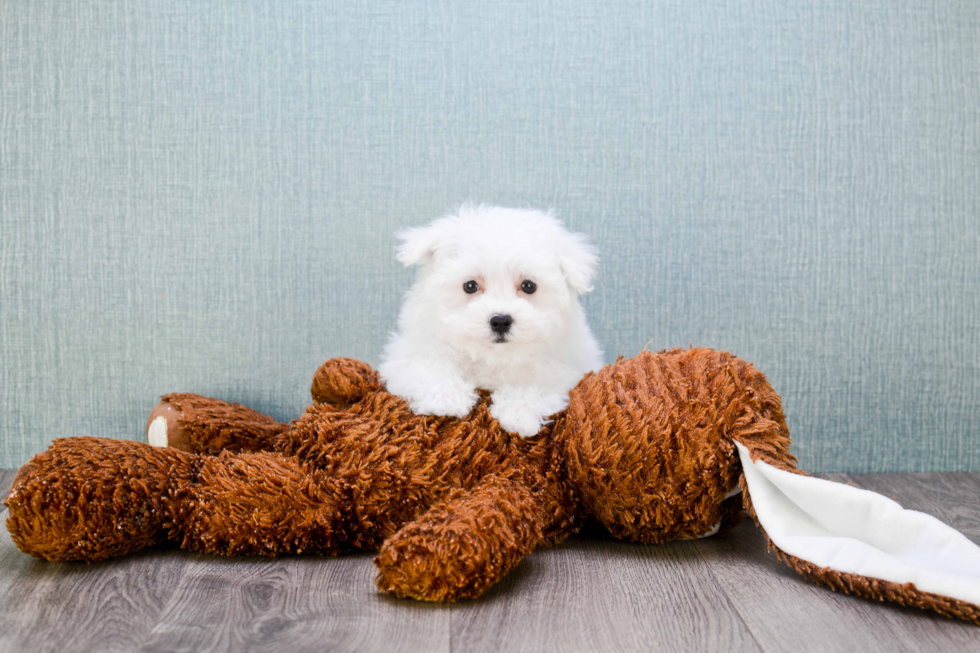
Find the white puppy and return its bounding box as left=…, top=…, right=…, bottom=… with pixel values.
left=378, top=205, right=604, bottom=438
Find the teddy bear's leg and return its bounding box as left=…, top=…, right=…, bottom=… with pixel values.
left=171, top=450, right=349, bottom=556
left=6, top=438, right=354, bottom=562
left=5, top=437, right=196, bottom=562
left=374, top=474, right=546, bottom=601
left=146, top=393, right=289, bottom=454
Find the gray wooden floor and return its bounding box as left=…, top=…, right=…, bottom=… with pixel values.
left=2, top=469, right=979, bottom=653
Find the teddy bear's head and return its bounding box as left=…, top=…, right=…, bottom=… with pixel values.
left=555, top=350, right=745, bottom=543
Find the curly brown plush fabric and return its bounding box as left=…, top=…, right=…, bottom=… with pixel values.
left=5, top=348, right=979, bottom=623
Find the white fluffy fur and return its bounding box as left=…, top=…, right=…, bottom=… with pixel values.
left=379, top=205, right=604, bottom=438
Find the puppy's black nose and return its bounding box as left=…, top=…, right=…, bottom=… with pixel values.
left=489, top=314, right=513, bottom=335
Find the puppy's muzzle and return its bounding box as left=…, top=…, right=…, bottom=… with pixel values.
left=489, top=314, right=513, bottom=342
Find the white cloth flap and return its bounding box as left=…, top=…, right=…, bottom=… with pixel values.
left=735, top=441, right=980, bottom=606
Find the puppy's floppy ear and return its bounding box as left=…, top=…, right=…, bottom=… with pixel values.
left=395, top=224, right=442, bottom=267
left=558, top=230, right=599, bottom=294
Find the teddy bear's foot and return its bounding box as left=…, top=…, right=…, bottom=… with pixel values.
left=145, top=393, right=289, bottom=455
left=5, top=437, right=194, bottom=562
left=375, top=474, right=545, bottom=601
left=146, top=399, right=185, bottom=450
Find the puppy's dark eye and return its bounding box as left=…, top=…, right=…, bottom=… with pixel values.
left=520, top=280, right=537, bottom=294
left=463, top=280, right=479, bottom=294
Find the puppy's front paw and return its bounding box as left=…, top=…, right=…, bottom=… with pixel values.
left=492, top=408, right=543, bottom=438
left=410, top=381, right=479, bottom=418
left=490, top=392, right=569, bottom=438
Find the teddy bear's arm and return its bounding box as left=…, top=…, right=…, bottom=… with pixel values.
left=310, top=358, right=383, bottom=407
left=146, top=393, right=289, bottom=454
left=374, top=474, right=546, bottom=601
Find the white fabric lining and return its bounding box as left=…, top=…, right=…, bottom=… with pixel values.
left=734, top=441, right=980, bottom=606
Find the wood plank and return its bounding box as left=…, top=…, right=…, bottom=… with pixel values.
left=0, top=468, right=186, bottom=653
left=140, top=552, right=450, bottom=653
left=450, top=534, right=762, bottom=653
left=696, top=473, right=980, bottom=653
left=0, top=531, right=188, bottom=653
left=2, top=470, right=978, bottom=652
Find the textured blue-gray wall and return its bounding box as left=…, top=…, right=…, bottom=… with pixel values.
left=2, top=1, right=978, bottom=471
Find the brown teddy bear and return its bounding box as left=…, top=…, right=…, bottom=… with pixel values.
left=5, top=348, right=979, bottom=624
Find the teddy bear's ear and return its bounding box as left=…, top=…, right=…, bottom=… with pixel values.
left=557, top=230, right=599, bottom=294
left=395, top=224, right=444, bottom=267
